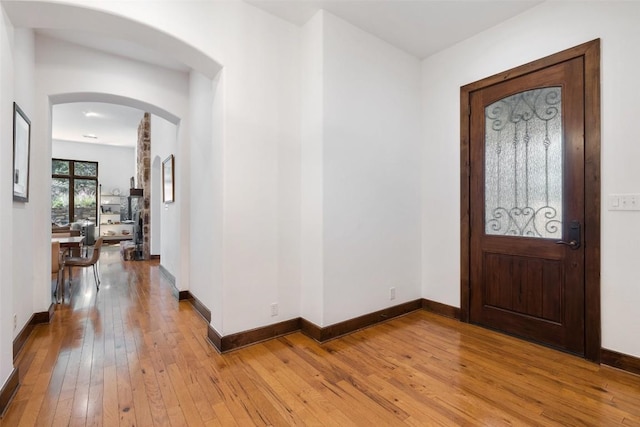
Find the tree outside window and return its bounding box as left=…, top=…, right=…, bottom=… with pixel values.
left=51, top=159, right=98, bottom=225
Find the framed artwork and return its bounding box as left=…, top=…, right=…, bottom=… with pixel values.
left=162, top=154, right=175, bottom=203
left=13, top=102, right=31, bottom=202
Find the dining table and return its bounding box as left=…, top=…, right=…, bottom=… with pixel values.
left=52, top=235, right=85, bottom=252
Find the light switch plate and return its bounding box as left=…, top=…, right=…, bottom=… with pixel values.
left=608, top=194, right=640, bottom=211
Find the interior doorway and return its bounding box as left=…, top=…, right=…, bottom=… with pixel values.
left=50, top=95, right=178, bottom=263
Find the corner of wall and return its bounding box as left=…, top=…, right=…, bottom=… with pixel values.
left=300, top=8, right=325, bottom=326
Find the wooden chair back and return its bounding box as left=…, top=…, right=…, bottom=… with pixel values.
left=88, top=238, right=104, bottom=264
left=51, top=241, right=61, bottom=274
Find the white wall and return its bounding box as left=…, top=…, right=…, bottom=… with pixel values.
left=213, top=3, right=301, bottom=335
left=321, top=13, right=422, bottom=325
left=12, top=29, right=35, bottom=348
left=209, top=72, right=225, bottom=331
left=188, top=70, right=224, bottom=331
left=300, top=11, right=422, bottom=327
left=150, top=116, right=181, bottom=283
left=421, top=1, right=640, bottom=358
left=52, top=139, right=136, bottom=196
left=150, top=156, right=161, bottom=256
left=0, top=7, right=16, bottom=390
left=300, top=12, right=325, bottom=326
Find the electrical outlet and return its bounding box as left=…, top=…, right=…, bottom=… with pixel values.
left=390, top=287, right=396, bottom=301
left=271, top=303, right=278, bottom=317
left=13, top=314, right=17, bottom=330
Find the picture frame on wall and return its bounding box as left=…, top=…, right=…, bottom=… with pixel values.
left=162, top=154, right=175, bottom=203
left=13, top=102, right=31, bottom=202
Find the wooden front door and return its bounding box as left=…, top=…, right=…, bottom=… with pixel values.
left=461, top=41, right=601, bottom=358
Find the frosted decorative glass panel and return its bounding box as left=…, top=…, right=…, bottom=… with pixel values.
left=485, top=87, right=562, bottom=238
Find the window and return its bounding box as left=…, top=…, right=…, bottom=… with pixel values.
left=51, top=159, right=98, bottom=225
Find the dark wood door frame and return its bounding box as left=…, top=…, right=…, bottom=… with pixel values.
left=460, top=39, right=601, bottom=362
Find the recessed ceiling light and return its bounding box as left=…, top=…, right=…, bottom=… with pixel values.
left=82, top=134, right=98, bottom=139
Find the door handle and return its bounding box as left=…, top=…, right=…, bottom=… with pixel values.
left=556, top=239, right=579, bottom=249
left=556, top=220, right=581, bottom=249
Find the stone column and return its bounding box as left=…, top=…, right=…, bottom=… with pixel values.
left=136, top=113, right=151, bottom=260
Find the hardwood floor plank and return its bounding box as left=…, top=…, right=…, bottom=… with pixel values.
left=209, top=355, right=270, bottom=425
left=85, top=317, right=105, bottom=427
left=240, top=346, right=326, bottom=426
left=257, top=340, right=357, bottom=426
left=364, top=374, right=451, bottom=427
left=138, top=356, right=171, bottom=427
left=166, top=363, right=205, bottom=425
left=282, top=335, right=410, bottom=424
left=101, top=365, right=119, bottom=426
left=34, top=352, right=71, bottom=427
left=115, top=362, right=137, bottom=426
left=211, top=402, right=240, bottom=427
left=0, top=398, right=27, bottom=427
left=154, top=359, right=188, bottom=426
left=3, top=245, right=640, bottom=426
left=261, top=337, right=370, bottom=426
left=51, top=397, right=73, bottom=427
left=226, top=354, right=310, bottom=426
left=126, top=351, right=154, bottom=427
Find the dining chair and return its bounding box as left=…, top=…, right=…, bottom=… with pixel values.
left=65, top=237, right=104, bottom=290
left=51, top=241, right=65, bottom=303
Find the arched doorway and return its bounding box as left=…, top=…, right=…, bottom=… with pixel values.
left=50, top=94, right=181, bottom=261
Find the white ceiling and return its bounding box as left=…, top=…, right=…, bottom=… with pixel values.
left=246, top=0, right=542, bottom=58
left=52, top=102, right=144, bottom=147
left=47, top=0, right=542, bottom=147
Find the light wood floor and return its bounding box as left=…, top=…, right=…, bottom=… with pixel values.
left=2, top=247, right=639, bottom=426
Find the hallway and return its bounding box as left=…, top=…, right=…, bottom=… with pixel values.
left=2, top=248, right=640, bottom=426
